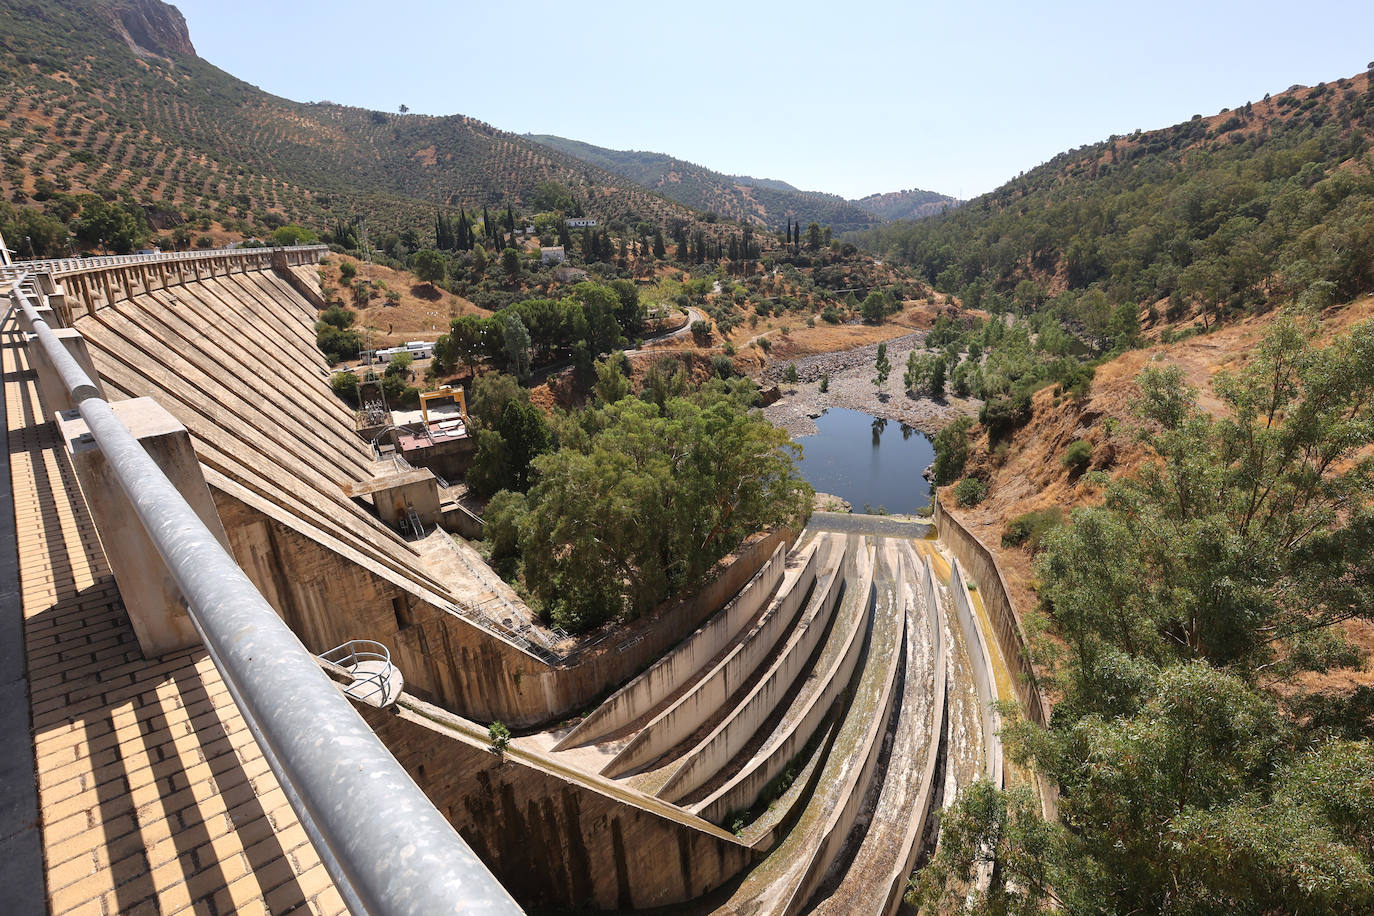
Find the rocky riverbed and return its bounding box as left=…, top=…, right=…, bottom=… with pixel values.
left=759, top=331, right=979, bottom=438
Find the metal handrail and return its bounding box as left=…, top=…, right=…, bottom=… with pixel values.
left=320, top=640, right=398, bottom=706
left=7, top=275, right=522, bottom=916
left=0, top=244, right=330, bottom=279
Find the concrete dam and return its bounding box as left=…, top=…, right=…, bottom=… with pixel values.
left=2, top=249, right=1049, bottom=914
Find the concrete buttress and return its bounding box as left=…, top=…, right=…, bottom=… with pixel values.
left=57, top=397, right=231, bottom=656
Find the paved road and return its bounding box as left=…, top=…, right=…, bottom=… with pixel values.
left=626, top=307, right=703, bottom=355
left=808, top=511, right=932, bottom=538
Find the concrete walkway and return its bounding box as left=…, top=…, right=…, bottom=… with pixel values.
left=2, top=317, right=346, bottom=916
left=0, top=309, right=44, bottom=914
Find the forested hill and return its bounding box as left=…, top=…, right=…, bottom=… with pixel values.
left=851, top=188, right=959, bottom=221
left=848, top=68, right=1374, bottom=322
left=526, top=133, right=887, bottom=231
left=0, top=0, right=699, bottom=242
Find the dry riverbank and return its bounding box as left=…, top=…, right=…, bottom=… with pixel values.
left=759, top=331, right=979, bottom=438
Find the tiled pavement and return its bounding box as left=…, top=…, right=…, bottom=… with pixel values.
left=3, top=318, right=347, bottom=915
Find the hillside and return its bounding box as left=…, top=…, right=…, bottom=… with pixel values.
left=0, top=0, right=701, bottom=251
left=849, top=69, right=1374, bottom=324
left=526, top=134, right=886, bottom=231
left=850, top=188, right=959, bottom=221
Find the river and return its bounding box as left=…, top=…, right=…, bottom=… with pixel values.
left=793, top=407, right=935, bottom=515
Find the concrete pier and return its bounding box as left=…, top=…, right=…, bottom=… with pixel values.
left=57, top=398, right=230, bottom=656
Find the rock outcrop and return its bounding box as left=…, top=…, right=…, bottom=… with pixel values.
left=106, top=0, right=195, bottom=59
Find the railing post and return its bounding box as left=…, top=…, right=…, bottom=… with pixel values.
left=15, top=299, right=55, bottom=333
left=57, top=397, right=232, bottom=656
left=26, top=328, right=104, bottom=415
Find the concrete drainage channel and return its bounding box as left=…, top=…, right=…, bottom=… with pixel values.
left=339, top=523, right=1004, bottom=914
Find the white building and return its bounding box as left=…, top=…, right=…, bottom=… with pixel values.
left=364, top=340, right=435, bottom=364
left=565, top=218, right=598, bottom=228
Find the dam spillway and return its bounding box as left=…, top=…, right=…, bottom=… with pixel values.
left=3, top=250, right=1036, bottom=914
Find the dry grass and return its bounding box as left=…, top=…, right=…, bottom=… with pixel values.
left=943, top=295, right=1374, bottom=691
left=318, top=254, right=487, bottom=346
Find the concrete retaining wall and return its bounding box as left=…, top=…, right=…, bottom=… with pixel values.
left=271, top=255, right=326, bottom=308
left=440, top=502, right=484, bottom=539
left=217, top=470, right=793, bottom=729
left=696, top=540, right=874, bottom=826
left=356, top=699, right=754, bottom=911
left=605, top=538, right=822, bottom=777
left=557, top=540, right=787, bottom=749
left=934, top=497, right=1049, bottom=728
left=659, top=536, right=845, bottom=801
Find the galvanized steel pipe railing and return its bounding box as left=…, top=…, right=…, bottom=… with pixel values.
left=8, top=275, right=522, bottom=916
left=0, top=244, right=331, bottom=280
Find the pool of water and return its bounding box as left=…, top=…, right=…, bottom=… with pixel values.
left=793, top=407, right=935, bottom=515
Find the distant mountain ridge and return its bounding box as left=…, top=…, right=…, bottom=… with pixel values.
left=0, top=0, right=701, bottom=242
left=527, top=134, right=954, bottom=231
left=847, top=68, right=1374, bottom=319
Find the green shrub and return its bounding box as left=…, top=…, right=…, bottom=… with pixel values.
left=784, top=362, right=799, bottom=383
left=487, top=721, right=510, bottom=755
left=953, top=477, right=988, bottom=507
left=932, top=416, right=974, bottom=485
left=1001, top=507, right=1064, bottom=551
left=315, top=322, right=361, bottom=364
left=1062, top=439, right=1093, bottom=471
left=819, top=372, right=830, bottom=393
left=328, top=371, right=359, bottom=405
left=979, top=390, right=1033, bottom=440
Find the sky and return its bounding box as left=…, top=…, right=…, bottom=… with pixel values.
left=173, top=0, right=1374, bottom=201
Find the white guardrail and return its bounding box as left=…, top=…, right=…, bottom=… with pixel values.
left=7, top=272, right=523, bottom=916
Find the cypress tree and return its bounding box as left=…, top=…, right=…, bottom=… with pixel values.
left=483, top=205, right=492, bottom=239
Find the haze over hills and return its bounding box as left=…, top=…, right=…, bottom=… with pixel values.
left=527, top=133, right=957, bottom=231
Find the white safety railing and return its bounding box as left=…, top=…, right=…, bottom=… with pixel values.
left=7, top=274, right=522, bottom=916
left=0, top=244, right=330, bottom=280
left=319, top=640, right=401, bottom=707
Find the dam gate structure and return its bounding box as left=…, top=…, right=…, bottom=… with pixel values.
left=2, top=248, right=1046, bottom=914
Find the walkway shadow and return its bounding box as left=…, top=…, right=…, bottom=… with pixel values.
left=23, top=566, right=315, bottom=915
left=11, top=351, right=314, bottom=913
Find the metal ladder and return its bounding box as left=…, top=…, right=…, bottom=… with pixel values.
left=404, top=505, right=425, bottom=539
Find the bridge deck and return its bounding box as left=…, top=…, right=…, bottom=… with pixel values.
left=2, top=317, right=346, bottom=915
